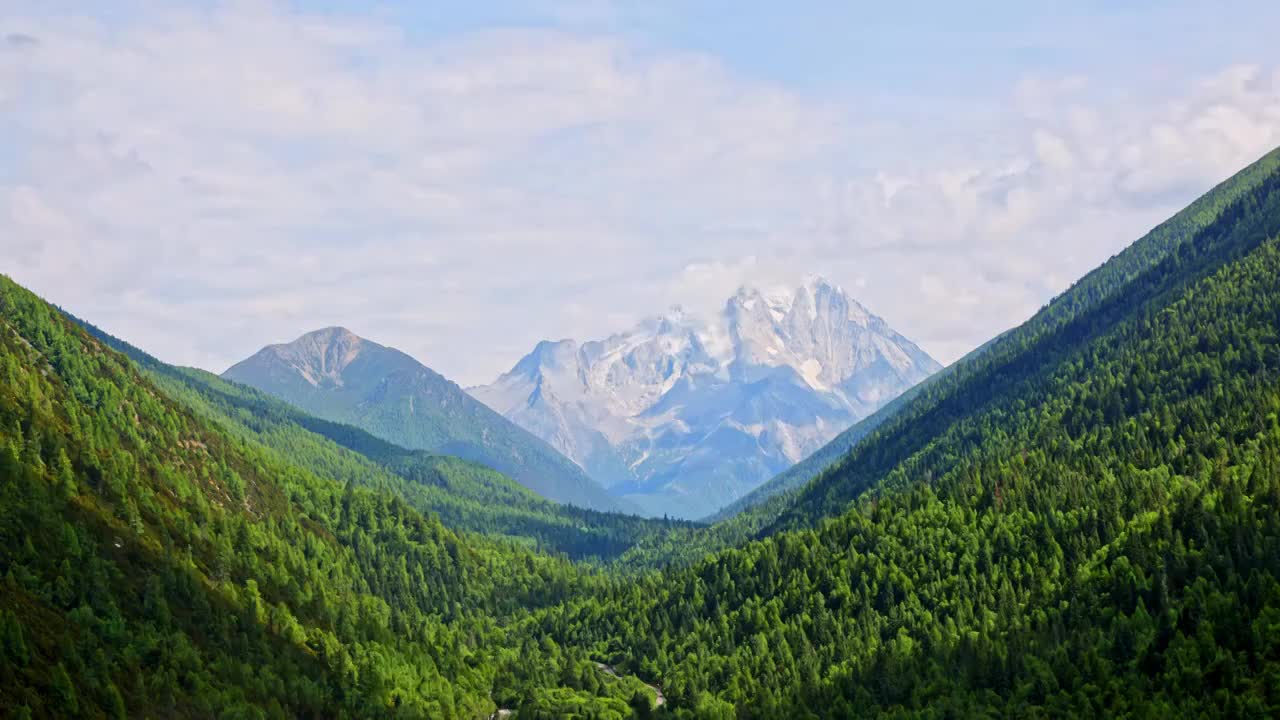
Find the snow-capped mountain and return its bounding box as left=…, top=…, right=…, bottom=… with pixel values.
left=469, top=276, right=942, bottom=519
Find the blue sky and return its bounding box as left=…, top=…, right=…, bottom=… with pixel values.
left=306, top=1, right=1280, bottom=93
left=4, top=1, right=1280, bottom=383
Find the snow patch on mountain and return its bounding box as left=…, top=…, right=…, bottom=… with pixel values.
left=469, top=276, right=942, bottom=519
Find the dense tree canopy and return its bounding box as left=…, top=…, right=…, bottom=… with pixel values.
left=542, top=168, right=1280, bottom=715
left=3, top=144, right=1280, bottom=718
left=78, top=327, right=693, bottom=563
left=0, top=276, right=653, bottom=717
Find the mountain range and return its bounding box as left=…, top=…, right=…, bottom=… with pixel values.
left=5, top=145, right=1280, bottom=718
left=471, top=276, right=940, bottom=518
left=221, top=326, right=625, bottom=512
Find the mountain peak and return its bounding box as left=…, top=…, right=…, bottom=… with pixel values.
left=513, top=339, right=579, bottom=377
left=801, top=272, right=836, bottom=292
left=301, top=325, right=361, bottom=342
left=267, top=326, right=367, bottom=357
left=726, top=275, right=855, bottom=322
left=223, top=329, right=623, bottom=512
left=254, top=326, right=368, bottom=388
left=662, top=304, right=690, bottom=321
left=471, top=275, right=941, bottom=518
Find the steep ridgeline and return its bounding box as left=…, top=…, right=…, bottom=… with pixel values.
left=709, top=337, right=984, bottom=522
left=77, top=320, right=692, bottom=561
left=722, top=146, right=1280, bottom=523
left=6, top=146, right=1280, bottom=718
left=545, top=146, right=1280, bottom=714
left=770, top=146, right=1280, bottom=532
left=471, top=276, right=940, bottom=519
left=0, top=275, right=664, bottom=718
left=222, top=327, right=624, bottom=513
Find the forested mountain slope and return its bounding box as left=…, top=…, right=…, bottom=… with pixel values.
left=720, top=145, right=1280, bottom=525
left=536, top=146, right=1280, bottom=714
left=7, top=146, right=1280, bottom=718
left=75, top=322, right=690, bottom=561
left=223, top=328, right=625, bottom=513
left=771, top=145, right=1280, bottom=531
left=0, top=276, right=660, bottom=718
left=706, top=375, right=931, bottom=523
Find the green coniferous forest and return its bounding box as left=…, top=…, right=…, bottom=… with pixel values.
left=77, top=324, right=694, bottom=563
left=3, top=146, right=1280, bottom=717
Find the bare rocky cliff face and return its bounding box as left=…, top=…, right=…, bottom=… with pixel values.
left=470, top=276, right=941, bottom=519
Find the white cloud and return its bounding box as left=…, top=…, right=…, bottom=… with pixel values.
left=2, top=3, right=1279, bottom=385
left=1032, top=130, right=1075, bottom=171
